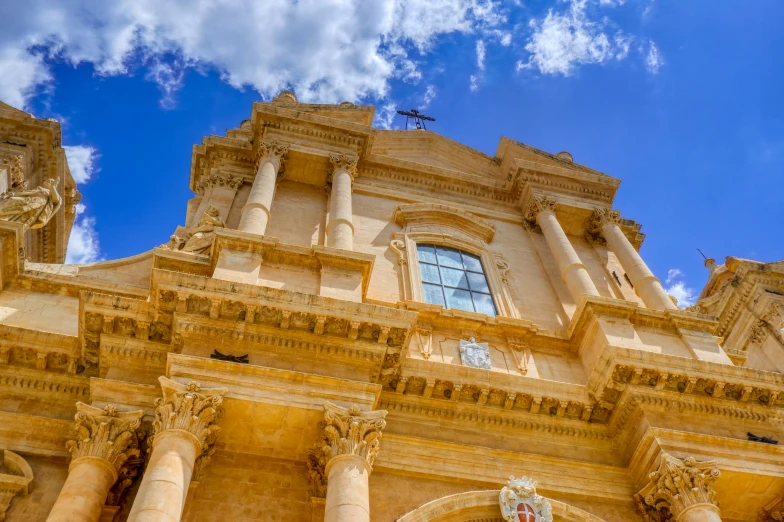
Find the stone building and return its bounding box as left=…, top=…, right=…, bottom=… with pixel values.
left=0, top=92, right=783, bottom=522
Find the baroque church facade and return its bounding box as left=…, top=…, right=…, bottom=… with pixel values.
left=0, top=92, right=783, bottom=522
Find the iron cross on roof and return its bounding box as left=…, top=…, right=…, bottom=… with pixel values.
left=396, top=109, right=435, bottom=130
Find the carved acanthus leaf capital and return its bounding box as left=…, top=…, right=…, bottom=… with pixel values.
left=523, top=195, right=557, bottom=232
left=328, top=153, right=358, bottom=181
left=65, top=402, right=144, bottom=472
left=152, top=376, right=229, bottom=453
left=256, top=140, right=289, bottom=173
left=592, top=208, right=622, bottom=228
left=637, top=454, right=721, bottom=519
left=196, top=173, right=244, bottom=194
left=306, top=445, right=328, bottom=498
left=320, top=402, right=387, bottom=471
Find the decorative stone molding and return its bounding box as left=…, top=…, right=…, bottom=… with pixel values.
left=636, top=454, right=720, bottom=520
left=0, top=151, right=25, bottom=191
left=152, top=376, right=229, bottom=452
left=758, top=497, right=784, bottom=522
left=196, top=173, right=243, bottom=194
left=523, top=194, right=558, bottom=232
left=320, top=402, right=387, bottom=471
left=585, top=208, right=621, bottom=245
left=0, top=450, right=33, bottom=522
left=499, top=476, right=552, bottom=522
left=306, top=445, right=328, bottom=498
left=328, top=153, right=358, bottom=182
left=65, top=403, right=144, bottom=472
left=392, top=203, right=496, bottom=244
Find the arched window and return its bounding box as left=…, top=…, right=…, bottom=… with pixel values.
left=416, top=244, right=497, bottom=317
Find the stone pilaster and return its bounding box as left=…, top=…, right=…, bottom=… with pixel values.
left=47, top=403, right=143, bottom=522
left=127, top=377, right=228, bottom=522
left=326, top=153, right=358, bottom=251
left=590, top=208, right=677, bottom=311
left=319, top=402, right=386, bottom=522
left=636, top=454, right=722, bottom=522
left=526, top=195, right=599, bottom=301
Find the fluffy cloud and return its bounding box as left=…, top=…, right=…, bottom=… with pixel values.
left=63, top=146, right=102, bottom=263
left=63, top=145, right=98, bottom=184
left=518, top=0, right=641, bottom=75
left=65, top=204, right=102, bottom=264
left=0, top=0, right=506, bottom=109
left=476, top=39, right=486, bottom=70
left=665, top=268, right=697, bottom=307
left=421, top=84, right=437, bottom=109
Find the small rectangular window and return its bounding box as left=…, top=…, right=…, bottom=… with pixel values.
left=416, top=243, right=497, bottom=317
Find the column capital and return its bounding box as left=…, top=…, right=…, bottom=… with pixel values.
left=65, top=402, right=144, bottom=473
left=636, top=454, right=721, bottom=520
left=585, top=208, right=621, bottom=245
left=523, top=195, right=557, bottom=231
left=256, top=140, right=289, bottom=172
left=196, top=173, right=244, bottom=195
left=328, top=153, right=358, bottom=181
left=152, top=376, right=229, bottom=453
left=320, top=402, right=387, bottom=472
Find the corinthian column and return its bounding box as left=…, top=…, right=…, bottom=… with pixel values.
left=47, top=404, right=143, bottom=522
left=326, top=154, right=357, bottom=251
left=320, top=402, right=387, bottom=522
left=127, top=377, right=228, bottom=522
left=592, top=208, right=677, bottom=311
left=637, top=454, right=722, bottom=522
left=527, top=196, right=599, bottom=301
left=238, top=140, right=288, bottom=235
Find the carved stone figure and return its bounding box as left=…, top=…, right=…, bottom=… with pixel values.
left=499, top=476, right=552, bottom=522
left=0, top=178, right=61, bottom=230
left=167, top=206, right=224, bottom=254
left=460, top=337, right=492, bottom=370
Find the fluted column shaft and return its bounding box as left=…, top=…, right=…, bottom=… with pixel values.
left=599, top=215, right=676, bottom=310
left=238, top=141, right=287, bottom=235
left=127, top=431, right=199, bottom=522
left=47, top=458, right=117, bottom=522
left=537, top=209, right=599, bottom=301
left=127, top=377, right=228, bottom=522
left=326, top=154, right=357, bottom=251
left=47, top=403, right=143, bottom=522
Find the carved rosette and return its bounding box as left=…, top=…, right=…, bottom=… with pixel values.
left=637, top=454, right=721, bottom=520
left=256, top=140, right=289, bottom=174
left=320, top=402, right=387, bottom=471
left=65, top=403, right=144, bottom=472
left=152, top=376, right=229, bottom=453
left=196, top=173, right=244, bottom=194
left=328, top=153, right=358, bottom=182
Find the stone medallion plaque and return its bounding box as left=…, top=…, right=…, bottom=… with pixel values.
left=459, top=337, right=492, bottom=370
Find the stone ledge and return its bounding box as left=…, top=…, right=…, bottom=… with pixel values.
left=0, top=411, right=72, bottom=456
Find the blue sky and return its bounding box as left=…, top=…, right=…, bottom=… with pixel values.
left=2, top=0, right=782, bottom=306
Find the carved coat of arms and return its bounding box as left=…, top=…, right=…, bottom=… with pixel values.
left=499, top=476, right=552, bottom=522
left=459, top=337, right=492, bottom=370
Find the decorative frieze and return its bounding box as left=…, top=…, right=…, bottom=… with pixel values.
left=66, top=403, right=144, bottom=472
left=152, top=377, right=228, bottom=451
left=636, top=454, right=720, bottom=520
left=195, top=173, right=243, bottom=194
left=320, top=402, right=387, bottom=470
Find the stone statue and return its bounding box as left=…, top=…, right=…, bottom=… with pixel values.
left=167, top=206, right=224, bottom=254
left=0, top=178, right=61, bottom=230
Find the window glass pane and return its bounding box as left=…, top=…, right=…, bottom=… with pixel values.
left=439, top=266, right=469, bottom=289
left=417, top=244, right=437, bottom=264
left=466, top=271, right=490, bottom=293
left=436, top=246, right=463, bottom=268
left=423, top=283, right=446, bottom=307
left=444, top=287, right=474, bottom=312
left=420, top=263, right=441, bottom=284
left=461, top=252, right=483, bottom=272
left=472, top=292, right=496, bottom=317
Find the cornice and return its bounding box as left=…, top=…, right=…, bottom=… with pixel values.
left=0, top=364, right=90, bottom=399
left=393, top=203, right=496, bottom=244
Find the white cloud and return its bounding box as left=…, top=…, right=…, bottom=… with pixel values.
left=63, top=145, right=98, bottom=184
left=469, top=74, right=479, bottom=92
left=0, top=0, right=506, bottom=109
left=646, top=40, right=663, bottom=74
left=374, top=102, right=398, bottom=130
left=476, top=39, right=486, bottom=70
left=421, top=84, right=437, bottom=109
left=665, top=268, right=697, bottom=307
left=519, top=0, right=633, bottom=76
left=66, top=204, right=102, bottom=264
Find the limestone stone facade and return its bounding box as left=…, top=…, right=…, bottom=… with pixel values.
left=0, top=91, right=782, bottom=521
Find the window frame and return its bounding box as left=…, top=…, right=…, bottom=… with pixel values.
left=416, top=243, right=498, bottom=317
